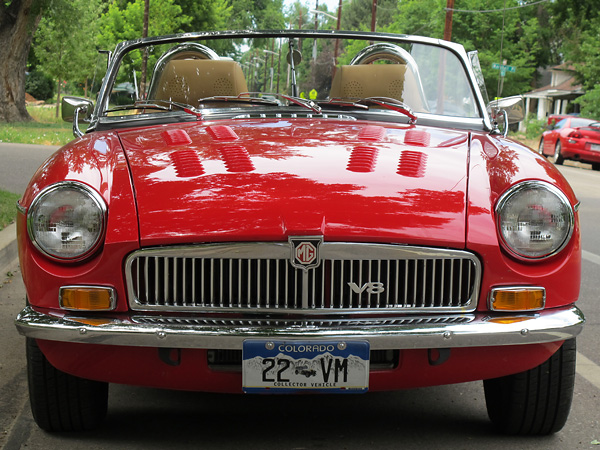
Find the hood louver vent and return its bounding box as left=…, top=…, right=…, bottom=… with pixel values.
left=347, top=146, right=378, bottom=173
left=207, top=125, right=239, bottom=141
left=170, top=150, right=205, bottom=177
left=358, top=125, right=386, bottom=141
left=162, top=129, right=192, bottom=146
left=397, top=151, right=427, bottom=178
left=404, top=129, right=431, bottom=147
left=219, top=145, right=255, bottom=172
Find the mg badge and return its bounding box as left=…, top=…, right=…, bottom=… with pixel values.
left=289, top=236, right=323, bottom=271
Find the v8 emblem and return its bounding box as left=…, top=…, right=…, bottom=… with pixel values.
left=348, top=282, right=385, bottom=295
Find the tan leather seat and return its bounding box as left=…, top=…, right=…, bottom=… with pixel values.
left=329, top=64, right=425, bottom=111
left=152, top=60, right=248, bottom=106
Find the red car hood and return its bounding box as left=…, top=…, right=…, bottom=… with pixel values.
left=118, top=119, right=470, bottom=247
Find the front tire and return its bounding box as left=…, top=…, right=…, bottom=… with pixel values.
left=27, top=338, right=109, bottom=431
left=551, top=140, right=565, bottom=165
left=483, top=339, right=576, bottom=435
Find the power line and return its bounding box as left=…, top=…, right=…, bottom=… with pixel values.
left=445, top=0, right=549, bottom=14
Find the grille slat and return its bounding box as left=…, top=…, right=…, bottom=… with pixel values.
left=126, top=243, right=481, bottom=313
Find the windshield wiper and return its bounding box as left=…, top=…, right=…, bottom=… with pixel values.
left=322, top=97, right=417, bottom=124
left=207, top=92, right=322, bottom=114
left=105, top=100, right=202, bottom=118
left=280, top=94, right=322, bottom=114
left=197, top=93, right=280, bottom=106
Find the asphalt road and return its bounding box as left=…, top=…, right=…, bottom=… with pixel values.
left=0, top=147, right=599, bottom=449
left=0, top=143, right=59, bottom=195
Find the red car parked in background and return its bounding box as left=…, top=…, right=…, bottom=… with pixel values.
left=539, top=116, right=600, bottom=169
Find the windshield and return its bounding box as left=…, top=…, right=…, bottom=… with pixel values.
left=100, top=33, right=481, bottom=122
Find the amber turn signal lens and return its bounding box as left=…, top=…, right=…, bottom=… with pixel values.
left=490, top=287, right=545, bottom=311
left=59, top=286, right=115, bottom=311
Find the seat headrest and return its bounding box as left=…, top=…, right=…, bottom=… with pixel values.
left=329, top=64, right=407, bottom=101
left=153, top=60, right=248, bottom=105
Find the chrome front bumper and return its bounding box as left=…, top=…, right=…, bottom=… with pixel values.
left=15, top=305, right=585, bottom=350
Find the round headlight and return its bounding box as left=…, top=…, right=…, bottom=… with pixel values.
left=496, top=181, right=574, bottom=260
left=27, top=182, right=107, bottom=261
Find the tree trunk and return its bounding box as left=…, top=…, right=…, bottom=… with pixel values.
left=0, top=0, right=45, bottom=122
left=55, top=79, right=61, bottom=118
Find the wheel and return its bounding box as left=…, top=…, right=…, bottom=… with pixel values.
left=483, top=339, right=576, bottom=435
left=537, top=137, right=544, bottom=155
left=551, top=140, right=564, bottom=165
left=27, top=338, right=108, bottom=431
left=591, top=162, right=600, bottom=171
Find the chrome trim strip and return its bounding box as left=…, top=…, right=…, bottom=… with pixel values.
left=15, top=305, right=584, bottom=351
left=16, top=201, right=27, bottom=215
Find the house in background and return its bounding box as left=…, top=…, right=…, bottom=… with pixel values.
left=520, top=64, right=584, bottom=131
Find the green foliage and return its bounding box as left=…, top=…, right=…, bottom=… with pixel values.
left=386, top=0, right=545, bottom=98
left=341, top=0, right=397, bottom=31
left=25, top=70, right=54, bottom=101
left=523, top=114, right=546, bottom=140
left=97, top=0, right=190, bottom=48
left=176, top=0, right=231, bottom=32
left=573, top=86, right=600, bottom=121
left=34, top=0, right=102, bottom=101
left=0, top=190, right=21, bottom=231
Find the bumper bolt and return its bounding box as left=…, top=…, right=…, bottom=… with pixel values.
left=265, top=342, right=275, bottom=350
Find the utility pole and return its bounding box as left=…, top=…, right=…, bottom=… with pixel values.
left=444, top=0, right=454, bottom=41
left=371, top=0, right=377, bottom=33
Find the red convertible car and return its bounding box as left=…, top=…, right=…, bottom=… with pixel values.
left=539, top=116, right=600, bottom=169
left=15, top=30, right=583, bottom=435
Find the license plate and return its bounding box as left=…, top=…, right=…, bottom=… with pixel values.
left=591, top=143, right=600, bottom=151
left=242, top=340, right=369, bottom=393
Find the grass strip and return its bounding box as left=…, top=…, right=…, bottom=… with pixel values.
left=0, top=190, right=21, bottom=231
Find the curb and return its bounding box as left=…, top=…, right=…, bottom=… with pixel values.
left=0, top=223, right=18, bottom=276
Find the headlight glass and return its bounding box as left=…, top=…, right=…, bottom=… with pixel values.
left=27, top=182, right=106, bottom=261
left=496, top=181, right=574, bottom=259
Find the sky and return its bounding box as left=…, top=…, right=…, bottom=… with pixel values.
left=284, top=0, right=342, bottom=15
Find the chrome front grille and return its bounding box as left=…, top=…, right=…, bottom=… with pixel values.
left=125, top=243, right=481, bottom=313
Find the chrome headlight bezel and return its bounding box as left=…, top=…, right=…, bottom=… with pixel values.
left=495, top=180, right=575, bottom=260
left=27, top=181, right=107, bottom=262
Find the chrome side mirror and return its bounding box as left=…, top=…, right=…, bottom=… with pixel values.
left=62, top=96, right=94, bottom=138
left=488, top=96, right=525, bottom=136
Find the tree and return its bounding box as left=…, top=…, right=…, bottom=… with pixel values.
left=175, top=0, right=231, bottom=32
left=97, top=0, right=191, bottom=49
left=0, top=0, right=48, bottom=122
left=34, top=0, right=102, bottom=116
left=386, top=0, right=551, bottom=98
left=550, top=2, right=600, bottom=119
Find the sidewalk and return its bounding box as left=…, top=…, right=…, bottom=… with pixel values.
left=0, top=223, right=18, bottom=276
